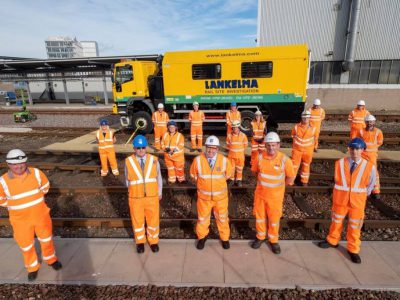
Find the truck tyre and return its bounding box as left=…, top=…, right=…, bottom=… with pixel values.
left=240, top=110, right=255, bottom=136
left=131, top=111, right=153, bottom=134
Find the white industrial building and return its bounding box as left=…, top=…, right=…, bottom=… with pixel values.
left=45, top=37, right=99, bottom=59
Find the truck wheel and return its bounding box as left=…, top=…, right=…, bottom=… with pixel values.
left=240, top=110, right=254, bottom=136
left=131, top=111, right=153, bottom=134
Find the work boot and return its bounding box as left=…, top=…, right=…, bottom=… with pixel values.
left=222, top=240, right=230, bottom=250
left=270, top=242, right=281, bottom=254
left=50, top=261, right=62, bottom=271
left=348, top=251, right=361, bottom=264
left=251, top=238, right=264, bottom=249
left=28, top=270, right=38, bottom=281
left=236, top=180, right=242, bottom=187
left=198, top=149, right=202, bottom=153
left=136, top=243, right=145, bottom=254
left=372, top=193, right=381, bottom=200
left=228, top=179, right=235, bottom=187
left=190, top=149, right=196, bottom=153
left=318, top=240, right=338, bottom=249
left=300, top=182, right=308, bottom=187
left=150, top=244, right=159, bottom=253
left=196, top=237, right=207, bottom=250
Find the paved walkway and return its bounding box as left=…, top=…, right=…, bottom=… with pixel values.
left=0, top=239, right=399, bottom=289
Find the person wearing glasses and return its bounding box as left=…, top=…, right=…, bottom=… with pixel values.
left=125, top=135, right=163, bottom=254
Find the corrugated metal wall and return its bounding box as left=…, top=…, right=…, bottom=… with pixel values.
left=257, top=0, right=400, bottom=61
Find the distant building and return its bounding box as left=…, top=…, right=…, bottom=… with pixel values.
left=45, top=36, right=99, bottom=59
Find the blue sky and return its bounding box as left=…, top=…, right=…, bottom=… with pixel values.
left=1, top=0, right=258, bottom=58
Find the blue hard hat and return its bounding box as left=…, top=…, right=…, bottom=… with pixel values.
left=231, top=102, right=237, bottom=107
left=100, top=119, right=109, bottom=126
left=133, top=135, right=148, bottom=148
left=348, top=138, right=366, bottom=150
left=167, top=120, right=177, bottom=127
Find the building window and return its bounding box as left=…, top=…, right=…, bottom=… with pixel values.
left=241, top=61, right=273, bottom=78
left=192, top=64, right=221, bottom=80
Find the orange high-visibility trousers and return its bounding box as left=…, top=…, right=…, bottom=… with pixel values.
left=190, top=126, right=203, bottom=150
left=362, top=152, right=380, bottom=194
left=99, top=148, right=119, bottom=176
left=165, top=155, right=185, bottom=183
left=196, top=198, right=230, bottom=241
left=154, top=126, right=167, bottom=150
left=129, top=196, right=160, bottom=245
left=250, top=140, right=265, bottom=167
left=314, top=125, right=322, bottom=150
left=10, top=213, right=57, bottom=273
left=253, top=193, right=282, bottom=243
left=228, top=156, right=245, bottom=181
left=327, top=205, right=364, bottom=253
left=350, top=127, right=362, bottom=139
left=291, top=149, right=313, bottom=184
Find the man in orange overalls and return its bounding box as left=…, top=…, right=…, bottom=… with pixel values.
left=251, top=132, right=295, bottom=254
left=318, top=138, right=376, bottom=264
left=307, top=98, right=325, bottom=152
left=161, top=121, right=185, bottom=184
left=152, top=103, right=170, bottom=150
left=291, top=111, right=317, bottom=186
left=189, top=101, right=205, bottom=152
left=96, top=119, right=119, bottom=176
left=226, top=102, right=241, bottom=136
left=125, top=135, right=163, bottom=254
left=250, top=110, right=267, bottom=167
left=0, top=149, right=62, bottom=281
left=190, top=135, right=234, bottom=250
left=357, top=114, right=384, bottom=200
left=348, top=100, right=370, bottom=139
left=226, top=120, right=248, bottom=187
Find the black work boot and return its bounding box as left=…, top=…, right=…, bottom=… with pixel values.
left=150, top=244, right=159, bottom=253
left=198, top=149, right=202, bottom=153
left=28, top=270, right=38, bottom=281
left=196, top=237, right=207, bottom=250
left=50, top=261, right=62, bottom=271
left=270, top=242, right=281, bottom=254
left=236, top=180, right=242, bottom=187
left=251, top=238, right=264, bottom=249
left=222, top=240, right=230, bottom=250
left=136, top=243, right=145, bottom=254
left=348, top=251, right=361, bottom=264
left=318, top=240, right=339, bottom=249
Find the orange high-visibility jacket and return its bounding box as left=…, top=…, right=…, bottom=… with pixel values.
left=152, top=111, right=169, bottom=128
left=226, top=110, right=241, bottom=126
left=251, top=120, right=266, bottom=140
left=125, top=154, right=159, bottom=198
left=291, top=123, right=316, bottom=152
left=255, top=152, right=294, bottom=200
left=358, top=128, right=384, bottom=153
left=307, top=107, right=325, bottom=127
left=0, top=168, right=50, bottom=220
left=189, top=110, right=205, bottom=127
left=348, top=108, right=370, bottom=130
left=161, top=132, right=185, bottom=157
left=333, top=158, right=374, bottom=209
left=190, top=154, right=233, bottom=201
left=96, top=129, right=115, bottom=151
left=227, top=132, right=248, bottom=158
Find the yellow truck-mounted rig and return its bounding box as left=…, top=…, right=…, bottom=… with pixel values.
left=113, top=44, right=309, bottom=134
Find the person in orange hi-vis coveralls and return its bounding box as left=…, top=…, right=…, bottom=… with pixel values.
left=291, top=111, right=317, bottom=186
left=152, top=103, right=170, bottom=150
left=250, top=110, right=267, bottom=167
left=357, top=115, right=383, bottom=200
left=161, top=121, right=186, bottom=184
left=189, top=101, right=205, bottom=152
left=0, top=149, right=62, bottom=281
left=125, top=135, right=163, bottom=254
left=190, top=135, right=234, bottom=250
left=226, top=102, right=241, bottom=136
left=307, top=98, right=325, bottom=152
left=318, top=138, right=376, bottom=264
left=250, top=132, right=295, bottom=254
left=348, top=100, right=370, bottom=139
left=226, top=120, right=248, bottom=187
left=96, top=119, right=119, bottom=176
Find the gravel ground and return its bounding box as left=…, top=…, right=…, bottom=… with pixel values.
left=380, top=194, right=400, bottom=212
left=0, top=284, right=398, bottom=299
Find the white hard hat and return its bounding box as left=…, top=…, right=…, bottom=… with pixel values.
left=205, top=135, right=220, bottom=147
left=231, top=120, right=241, bottom=127
left=193, top=101, right=199, bottom=106
left=157, top=103, right=164, bottom=109
left=313, top=99, right=321, bottom=105
left=6, top=149, right=27, bottom=164
left=365, top=115, right=376, bottom=122
left=301, top=111, right=311, bottom=117
left=265, top=132, right=280, bottom=143
left=255, top=110, right=262, bottom=116
left=357, top=100, right=366, bottom=106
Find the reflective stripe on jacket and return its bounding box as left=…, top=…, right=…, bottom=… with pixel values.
left=251, top=120, right=266, bottom=140
left=227, top=132, right=248, bottom=158
left=97, top=129, right=114, bottom=150
left=348, top=108, right=370, bottom=129
left=152, top=111, right=169, bottom=127
left=125, top=154, right=158, bottom=198
left=161, top=132, right=185, bottom=157
left=291, top=123, right=316, bottom=151
left=189, top=110, right=205, bottom=127
left=307, top=107, right=325, bottom=126
left=358, top=128, right=383, bottom=153
left=226, top=110, right=241, bottom=126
